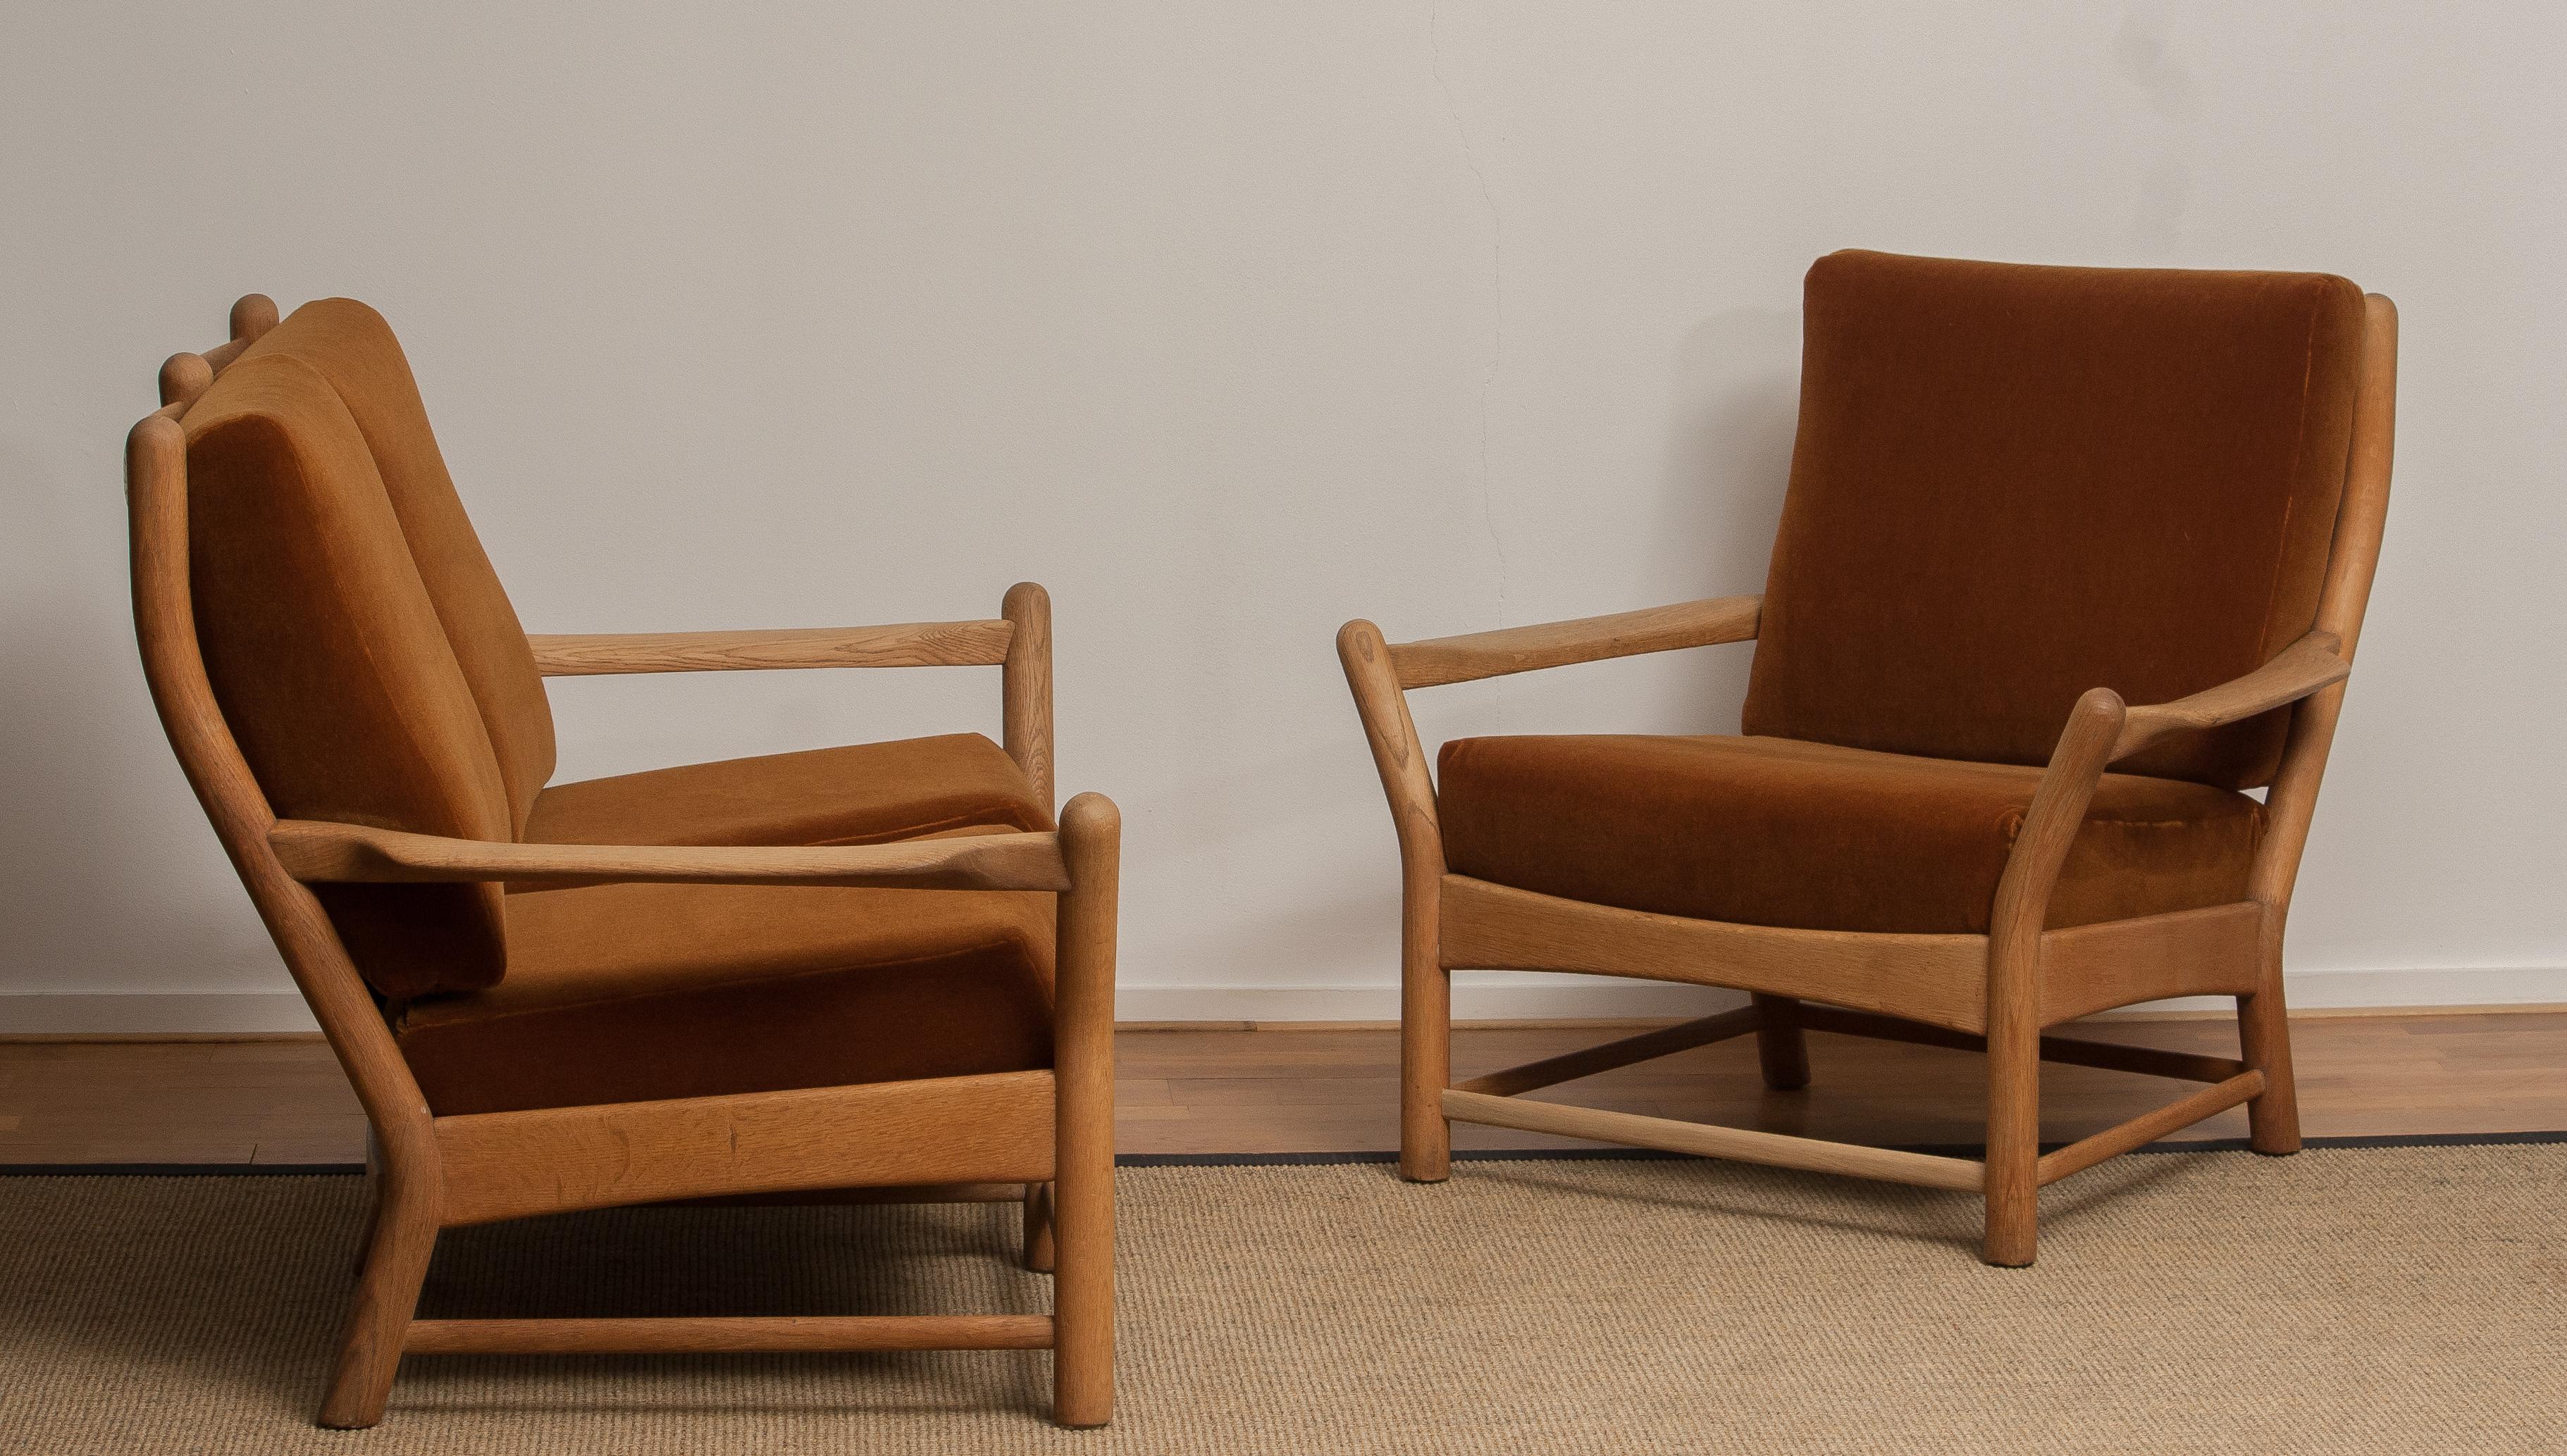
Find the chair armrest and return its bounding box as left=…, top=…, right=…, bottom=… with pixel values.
left=2111, top=630, right=2350, bottom=763
left=527, top=621, right=1015, bottom=676
left=1383, top=595, right=1763, bottom=690
left=1991, top=630, right=2355, bottom=950
left=268, top=820, right=1072, bottom=892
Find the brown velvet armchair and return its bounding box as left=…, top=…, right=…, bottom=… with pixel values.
left=129, top=296, right=1119, bottom=1426
left=1340, top=251, right=2396, bottom=1266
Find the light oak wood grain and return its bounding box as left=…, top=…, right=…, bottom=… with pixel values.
left=2113, top=631, right=2348, bottom=761
left=229, top=293, right=279, bottom=347
left=158, top=352, right=212, bottom=409
left=1982, top=687, right=2126, bottom=1263
left=1051, top=794, right=1120, bottom=1428
left=2040, top=902, right=2264, bottom=1026
left=2238, top=294, right=2402, bottom=1154
left=1442, top=1088, right=1986, bottom=1191
left=405, top=1315, right=1053, bottom=1355
left=2035, top=1071, right=2264, bottom=1186
left=1440, top=875, right=1990, bottom=1033
left=1002, top=583, right=1055, bottom=812
left=1387, top=594, right=1761, bottom=689
left=269, top=819, right=1071, bottom=892
left=435, top=1073, right=1056, bottom=1226
left=1337, top=620, right=1452, bottom=1181
left=526, top=621, right=1013, bottom=675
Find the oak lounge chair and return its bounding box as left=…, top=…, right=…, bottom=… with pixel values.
left=1340, top=251, right=2396, bottom=1266
left=128, top=295, right=1119, bottom=1426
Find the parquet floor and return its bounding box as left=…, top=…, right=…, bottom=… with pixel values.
left=3, top=1011, right=2559, bottom=1164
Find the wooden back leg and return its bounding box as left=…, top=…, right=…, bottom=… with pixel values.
left=1981, top=1016, right=2041, bottom=1267
left=318, top=1163, right=436, bottom=1428
left=1022, top=1182, right=1056, bottom=1272
left=1051, top=795, right=1120, bottom=1428
left=1400, top=877, right=1452, bottom=1182
left=1750, top=994, right=1810, bottom=1090
left=2240, top=959, right=2303, bottom=1155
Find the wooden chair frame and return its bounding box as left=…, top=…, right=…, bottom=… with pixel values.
left=1339, top=293, right=2397, bottom=1267
left=130, top=297, right=1118, bottom=1426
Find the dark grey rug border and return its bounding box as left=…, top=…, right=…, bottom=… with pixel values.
left=1124, top=1130, right=2567, bottom=1167
left=4, top=1130, right=2561, bottom=1178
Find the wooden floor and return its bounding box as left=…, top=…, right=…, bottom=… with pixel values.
left=3, top=1011, right=2559, bottom=1165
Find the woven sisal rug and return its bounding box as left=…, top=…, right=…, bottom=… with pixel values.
left=4, top=1146, right=2561, bottom=1454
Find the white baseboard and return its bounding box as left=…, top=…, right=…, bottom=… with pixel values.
left=2, top=966, right=2557, bottom=1035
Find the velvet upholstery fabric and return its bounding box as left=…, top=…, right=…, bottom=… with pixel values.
left=237, top=300, right=555, bottom=831
left=395, top=882, right=1055, bottom=1115
left=1438, top=735, right=2261, bottom=935
left=183, top=354, right=513, bottom=999
left=1743, top=251, right=2365, bottom=789
left=523, top=734, right=1050, bottom=862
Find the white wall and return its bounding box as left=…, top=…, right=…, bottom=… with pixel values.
left=4, top=2, right=2561, bottom=1031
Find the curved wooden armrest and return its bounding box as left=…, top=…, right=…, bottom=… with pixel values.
left=2111, top=630, right=2350, bottom=763
left=1382, top=595, right=1763, bottom=690
left=1974, top=630, right=2355, bottom=946
left=527, top=621, right=1015, bottom=676
left=268, top=820, right=1072, bottom=892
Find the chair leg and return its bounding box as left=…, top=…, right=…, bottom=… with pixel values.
left=2239, top=984, right=2302, bottom=1155
left=1051, top=794, right=1118, bottom=1429
left=1022, top=1181, right=1056, bottom=1273
left=318, top=1166, right=435, bottom=1429
left=350, top=1128, right=382, bottom=1276
left=1399, top=972, right=1451, bottom=1181
left=1052, top=1146, right=1111, bottom=1426
left=1399, top=876, right=1451, bottom=1182
left=1982, top=1016, right=2041, bottom=1268
left=1750, top=994, right=1810, bottom=1091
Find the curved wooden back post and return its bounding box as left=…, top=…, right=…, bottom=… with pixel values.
left=1002, top=581, right=1055, bottom=814
left=2229, top=294, right=2399, bottom=1152
left=127, top=309, right=447, bottom=1423
left=158, top=294, right=278, bottom=409
left=1336, top=620, right=1450, bottom=1181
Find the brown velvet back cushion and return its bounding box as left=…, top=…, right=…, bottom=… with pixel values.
left=237, top=300, right=555, bottom=833
left=184, top=353, right=514, bottom=999
left=1741, top=251, right=2365, bottom=788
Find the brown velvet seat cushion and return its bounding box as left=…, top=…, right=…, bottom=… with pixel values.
left=522, top=733, right=1050, bottom=861
left=1744, top=251, right=2366, bottom=790
left=396, top=881, right=1056, bottom=1116
left=1437, top=735, right=2261, bottom=936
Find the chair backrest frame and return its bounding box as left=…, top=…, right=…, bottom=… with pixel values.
left=2249, top=292, right=2397, bottom=923
left=130, top=297, right=443, bottom=1198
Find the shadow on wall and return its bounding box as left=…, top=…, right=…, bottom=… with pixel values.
left=1643, top=304, right=1800, bottom=734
